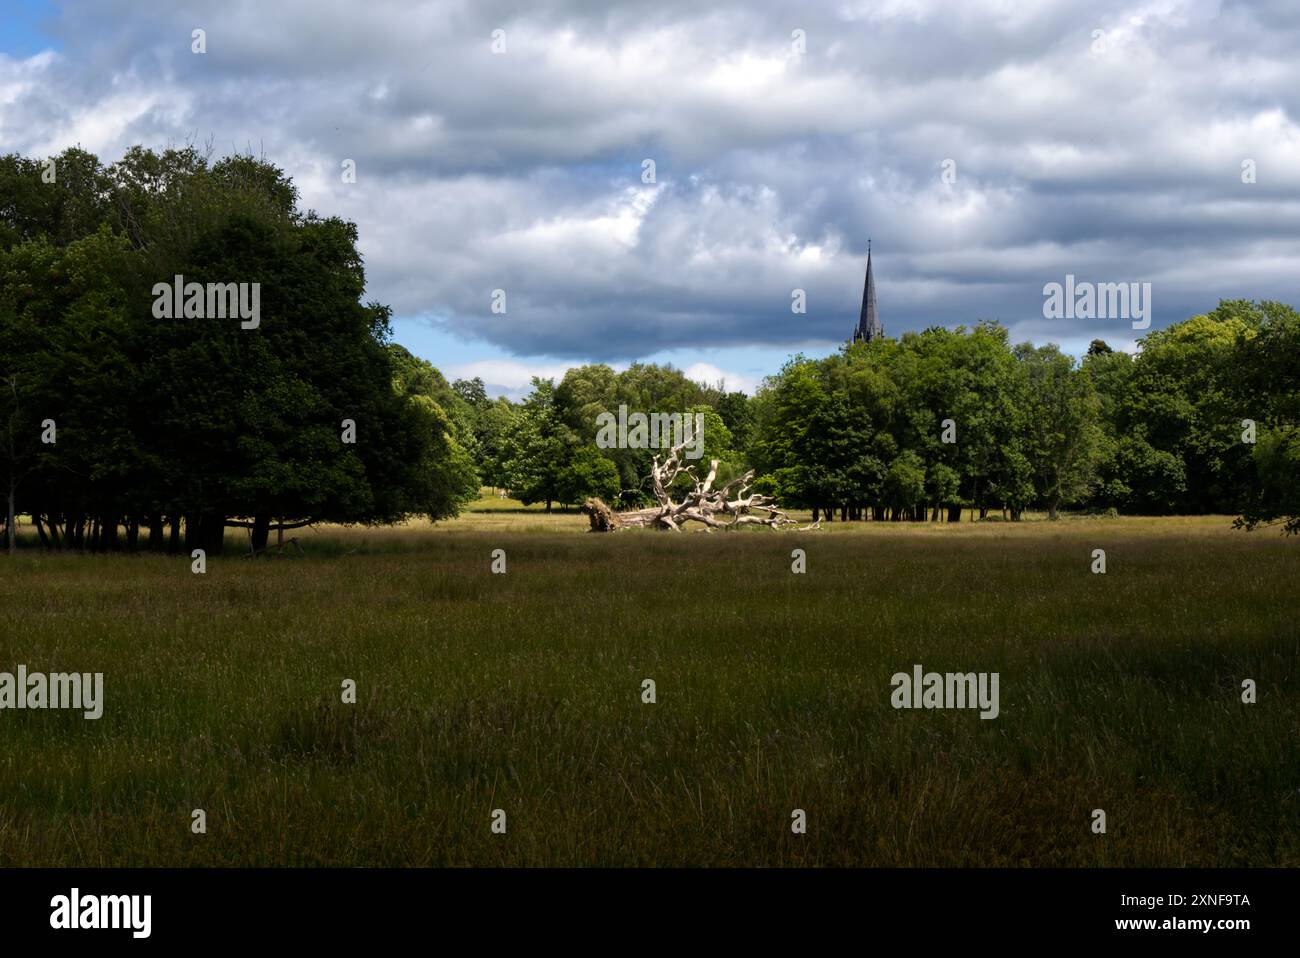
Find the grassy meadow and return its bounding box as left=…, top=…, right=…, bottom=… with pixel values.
left=0, top=500, right=1297, bottom=866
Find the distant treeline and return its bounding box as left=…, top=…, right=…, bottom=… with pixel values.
left=746, top=313, right=1297, bottom=528
left=2, top=147, right=1297, bottom=555
left=449, top=304, right=1298, bottom=533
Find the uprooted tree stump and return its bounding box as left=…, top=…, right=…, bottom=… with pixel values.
left=580, top=440, right=804, bottom=532
left=580, top=497, right=623, bottom=531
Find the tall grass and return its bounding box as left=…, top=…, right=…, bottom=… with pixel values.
left=0, top=515, right=1295, bottom=865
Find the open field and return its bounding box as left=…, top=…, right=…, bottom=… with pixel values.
left=0, top=508, right=1296, bottom=866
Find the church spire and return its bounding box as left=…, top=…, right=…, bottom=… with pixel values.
left=853, top=241, right=882, bottom=343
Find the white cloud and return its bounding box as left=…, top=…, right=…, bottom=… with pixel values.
left=447, top=358, right=577, bottom=400
left=682, top=362, right=759, bottom=395
left=2, top=0, right=1298, bottom=367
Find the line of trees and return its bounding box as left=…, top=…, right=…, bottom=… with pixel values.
left=1, top=146, right=478, bottom=554
left=444, top=366, right=750, bottom=513
left=746, top=309, right=1298, bottom=527
left=444, top=306, right=1297, bottom=532
left=3, top=146, right=1296, bottom=549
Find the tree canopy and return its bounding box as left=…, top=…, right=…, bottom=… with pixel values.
left=3, top=146, right=1296, bottom=547
left=1, top=146, right=478, bottom=555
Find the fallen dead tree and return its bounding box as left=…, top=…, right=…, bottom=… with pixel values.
left=580, top=440, right=802, bottom=532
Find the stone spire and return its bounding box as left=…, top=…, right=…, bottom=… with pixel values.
left=852, top=241, right=882, bottom=343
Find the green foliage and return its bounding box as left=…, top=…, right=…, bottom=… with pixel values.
left=557, top=445, right=621, bottom=505
left=748, top=306, right=1297, bottom=528
left=526, top=362, right=746, bottom=508
left=500, top=378, right=577, bottom=509
left=1016, top=344, right=1102, bottom=519
left=884, top=450, right=926, bottom=511
left=1241, top=426, right=1300, bottom=534
left=0, top=146, right=479, bottom=553
left=4, top=143, right=1296, bottom=537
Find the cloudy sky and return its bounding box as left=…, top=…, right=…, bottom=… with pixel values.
left=3, top=0, right=1298, bottom=397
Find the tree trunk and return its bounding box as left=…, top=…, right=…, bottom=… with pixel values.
left=148, top=515, right=164, bottom=551
left=204, top=512, right=226, bottom=554
left=168, top=516, right=181, bottom=554
left=6, top=487, right=14, bottom=555
left=251, top=512, right=272, bottom=554
left=947, top=504, right=962, bottom=522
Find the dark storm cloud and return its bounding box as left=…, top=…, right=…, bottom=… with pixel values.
left=3, top=0, right=1298, bottom=360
